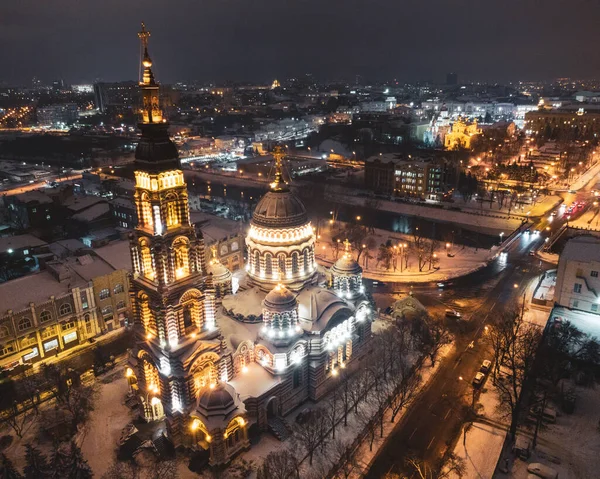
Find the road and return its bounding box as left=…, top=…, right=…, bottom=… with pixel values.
left=365, top=227, right=549, bottom=478
left=0, top=174, right=82, bottom=196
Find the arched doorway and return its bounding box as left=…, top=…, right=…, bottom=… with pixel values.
left=266, top=396, right=279, bottom=419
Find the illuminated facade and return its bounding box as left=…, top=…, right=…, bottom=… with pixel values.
left=444, top=117, right=481, bottom=150
left=127, top=25, right=373, bottom=468
left=245, top=147, right=318, bottom=292
left=127, top=25, right=240, bottom=466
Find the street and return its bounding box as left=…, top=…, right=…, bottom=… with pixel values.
left=365, top=225, right=549, bottom=478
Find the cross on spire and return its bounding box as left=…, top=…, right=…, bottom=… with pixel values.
left=343, top=239, right=351, bottom=255
left=138, top=22, right=155, bottom=86
left=270, top=146, right=286, bottom=191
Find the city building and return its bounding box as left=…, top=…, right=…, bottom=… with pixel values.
left=554, top=236, right=600, bottom=314
left=444, top=117, right=481, bottom=150
left=36, top=103, right=79, bottom=127
left=125, top=26, right=374, bottom=467
left=0, top=262, right=100, bottom=371
left=524, top=105, right=600, bottom=139
left=364, top=153, right=457, bottom=200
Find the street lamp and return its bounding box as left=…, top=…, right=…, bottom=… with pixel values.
left=499, top=232, right=505, bottom=244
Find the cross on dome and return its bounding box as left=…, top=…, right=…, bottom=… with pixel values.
left=343, top=238, right=351, bottom=255
left=269, top=146, right=287, bottom=191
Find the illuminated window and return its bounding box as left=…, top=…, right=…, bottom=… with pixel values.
left=265, top=253, right=273, bottom=277
left=140, top=240, right=155, bottom=280
left=292, top=252, right=299, bottom=274
left=166, top=198, right=179, bottom=227
left=99, top=288, right=110, bottom=300
left=102, top=306, right=113, bottom=317
left=173, top=239, right=190, bottom=280
left=113, top=283, right=124, bottom=294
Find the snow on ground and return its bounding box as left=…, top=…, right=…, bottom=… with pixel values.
left=316, top=222, right=493, bottom=283
left=325, top=191, right=523, bottom=235
left=453, top=422, right=506, bottom=479
left=80, top=370, right=136, bottom=477
left=567, top=208, right=600, bottom=231
left=497, top=385, right=600, bottom=479
left=458, top=194, right=562, bottom=219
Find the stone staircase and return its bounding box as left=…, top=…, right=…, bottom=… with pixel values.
left=268, top=416, right=292, bottom=441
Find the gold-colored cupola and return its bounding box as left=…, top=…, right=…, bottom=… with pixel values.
left=138, top=22, right=163, bottom=124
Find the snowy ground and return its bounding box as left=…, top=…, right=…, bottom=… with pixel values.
left=325, top=191, right=523, bottom=235
left=79, top=371, right=136, bottom=477
left=457, top=194, right=562, bottom=219
left=567, top=208, right=600, bottom=231
left=449, top=291, right=551, bottom=479
left=316, top=222, right=493, bottom=283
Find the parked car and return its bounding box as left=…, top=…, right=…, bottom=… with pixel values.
left=527, top=462, right=559, bottom=479
left=473, top=372, right=485, bottom=387
left=445, top=309, right=461, bottom=318
left=513, top=434, right=531, bottom=459
left=480, top=360, right=492, bottom=373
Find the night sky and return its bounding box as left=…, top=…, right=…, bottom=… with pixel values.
left=1, top=0, right=599, bottom=85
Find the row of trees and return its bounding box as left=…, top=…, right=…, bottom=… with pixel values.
left=257, top=314, right=452, bottom=479
left=0, top=442, right=92, bottom=479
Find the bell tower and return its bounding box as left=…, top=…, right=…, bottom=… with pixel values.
left=128, top=23, right=229, bottom=444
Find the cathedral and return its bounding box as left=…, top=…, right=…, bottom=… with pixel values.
left=127, top=24, right=374, bottom=466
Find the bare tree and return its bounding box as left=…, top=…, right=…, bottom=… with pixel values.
left=489, top=306, right=543, bottom=438
left=389, top=362, right=421, bottom=423
left=256, top=450, right=300, bottom=479
left=405, top=452, right=465, bottom=479
left=292, top=409, right=323, bottom=466
left=0, top=403, right=32, bottom=439
left=331, top=438, right=361, bottom=479
left=324, top=392, right=340, bottom=441
left=416, top=316, right=452, bottom=367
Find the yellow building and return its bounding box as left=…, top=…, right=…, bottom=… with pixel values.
left=444, top=117, right=481, bottom=150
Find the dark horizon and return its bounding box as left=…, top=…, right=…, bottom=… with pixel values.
left=2, top=0, right=599, bottom=86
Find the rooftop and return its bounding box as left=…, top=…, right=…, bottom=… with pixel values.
left=190, top=211, right=243, bottom=244
left=560, top=236, right=600, bottom=264
left=0, top=234, right=47, bottom=254
left=0, top=270, right=87, bottom=315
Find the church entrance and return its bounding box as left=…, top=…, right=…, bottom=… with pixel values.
left=266, top=396, right=278, bottom=419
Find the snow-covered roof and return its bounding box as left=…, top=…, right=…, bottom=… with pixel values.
left=72, top=203, right=110, bottom=222
left=14, top=190, right=52, bottom=204
left=63, top=195, right=106, bottom=212
left=94, top=240, right=132, bottom=271
left=0, top=234, right=47, bottom=253
left=297, top=285, right=352, bottom=331
left=0, top=270, right=86, bottom=315
left=190, top=211, right=243, bottom=244
left=560, top=236, right=600, bottom=264
left=229, top=362, right=282, bottom=400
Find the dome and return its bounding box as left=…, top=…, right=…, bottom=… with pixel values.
left=263, top=284, right=297, bottom=312
left=198, top=384, right=235, bottom=412
left=252, top=189, right=309, bottom=229
left=208, top=261, right=231, bottom=281
left=332, top=254, right=362, bottom=276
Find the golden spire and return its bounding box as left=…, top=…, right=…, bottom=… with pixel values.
left=210, top=245, right=218, bottom=264
left=343, top=238, right=351, bottom=255
left=269, top=146, right=286, bottom=191
left=137, top=22, right=162, bottom=124
left=138, top=22, right=155, bottom=86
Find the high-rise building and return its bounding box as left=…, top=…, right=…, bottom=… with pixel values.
left=446, top=72, right=458, bottom=86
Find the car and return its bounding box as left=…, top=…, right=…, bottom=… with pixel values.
left=480, top=360, right=492, bottom=373
left=445, top=309, right=461, bottom=318
left=473, top=372, right=485, bottom=387
left=437, top=282, right=445, bottom=288
left=527, top=463, right=558, bottom=479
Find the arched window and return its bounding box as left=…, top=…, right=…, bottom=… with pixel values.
left=265, top=253, right=273, bottom=277
left=113, top=283, right=124, bottom=294
left=231, top=241, right=239, bottom=252
left=140, top=193, right=153, bottom=229
left=39, top=310, right=52, bottom=323
left=220, top=244, right=228, bottom=256
left=254, top=251, right=260, bottom=274
left=173, top=238, right=190, bottom=280
left=59, top=303, right=72, bottom=316
left=278, top=254, right=286, bottom=277
left=183, top=305, right=193, bottom=328
left=116, top=300, right=126, bottom=310
left=99, top=288, right=110, bottom=300
left=0, top=326, right=9, bottom=339
left=303, top=249, right=309, bottom=273
left=139, top=240, right=155, bottom=280
left=291, top=252, right=299, bottom=274
left=165, top=194, right=179, bottom=227
left=84, top=314, right=92, bottom=334
left=18, top=318, right=32, bottom=331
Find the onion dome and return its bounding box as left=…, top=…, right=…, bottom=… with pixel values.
left=252, top=189, right=309, bottom=229
left=195, top=383, right=246, bottom=430
left=207, top=246, right=232, bottom=299
left=263, top=284, right=297, bottom=312
left=330, top=239, right=363, bottom=298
